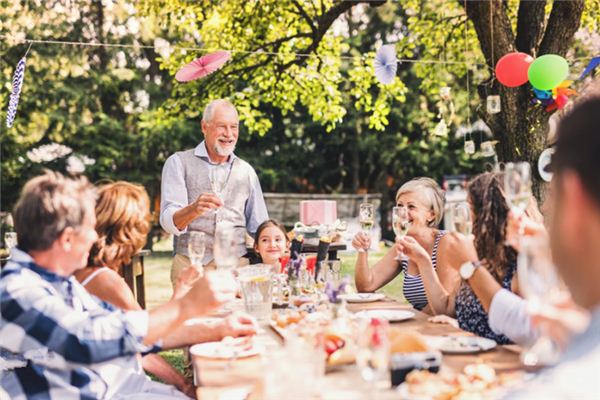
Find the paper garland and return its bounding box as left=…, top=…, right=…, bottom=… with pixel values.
left=6, top=57, right=26, bottom=128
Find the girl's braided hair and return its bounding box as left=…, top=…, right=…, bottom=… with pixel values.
left=468, top=172, right=517, bottom=281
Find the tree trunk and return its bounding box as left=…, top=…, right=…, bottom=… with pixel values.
left=461, top=0, right=584, bottom=196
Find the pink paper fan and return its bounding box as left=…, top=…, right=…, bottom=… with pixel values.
left=175, top=51, right=232, bottom=82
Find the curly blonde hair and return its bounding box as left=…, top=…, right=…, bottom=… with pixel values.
left=468, top=172, right=516, bottom=281
left=88, top=181, right=151, bottom=273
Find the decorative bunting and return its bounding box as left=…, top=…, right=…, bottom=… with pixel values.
left=6, top=57, right=27, bottom=128
left=374, top=45, right=397, bottom=85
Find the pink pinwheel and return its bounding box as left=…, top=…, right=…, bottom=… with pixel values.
left=175, top=51, right=232, bottom=82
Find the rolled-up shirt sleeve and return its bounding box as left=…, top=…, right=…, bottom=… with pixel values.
left=0, top=281, right=153, bottom=365
left=489, top=289, right=536, bottom=345
left=245, top=169, right=269, bottom=235
left=160, top=153, right=188, bottom=236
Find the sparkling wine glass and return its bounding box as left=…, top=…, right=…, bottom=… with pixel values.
left=4, top=232, right=17, bottom=251
left=392, top=206, right=411, bottom=261
left=504, top=162, right=532, bottom=214
left=356, top=318, right=390, bottom=391
left=517, top=236, right=563, bottom=367
left=209, top=166, right=227, bottom=199
left=358, top=203, right=374, bottom=252
left=213, top=225, right=239, bottom=271
left=187, top=231, right=205, bottom=273
left=452, top=202, right=472, bottom=236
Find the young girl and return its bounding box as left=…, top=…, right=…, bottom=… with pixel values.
left=253, top=219, right=290, bottom=270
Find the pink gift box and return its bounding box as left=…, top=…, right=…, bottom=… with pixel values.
left=299, top=200, right=337, bottom=226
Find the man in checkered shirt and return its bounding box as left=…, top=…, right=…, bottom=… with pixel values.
left=0, top=171, right=255, bottom=399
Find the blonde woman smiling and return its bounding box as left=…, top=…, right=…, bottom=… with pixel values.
left=353, top=177, right=465, bottom=315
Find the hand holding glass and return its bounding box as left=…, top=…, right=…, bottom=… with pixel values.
left=504, top=162, right=532, bottom=214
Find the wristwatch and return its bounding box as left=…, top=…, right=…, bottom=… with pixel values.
left=459, top=260, right=482, bottom=280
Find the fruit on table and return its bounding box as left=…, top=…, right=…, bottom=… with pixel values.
left=324, top=333, right=346, bottom=356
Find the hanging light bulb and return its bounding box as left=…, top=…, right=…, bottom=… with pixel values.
left=486, top=95, right=501, bottom=114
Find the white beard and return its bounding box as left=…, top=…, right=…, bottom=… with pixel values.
left=214, top=142, right=235, bottom=157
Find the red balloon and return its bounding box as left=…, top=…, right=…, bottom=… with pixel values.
left=495, top=52, right=534, bottom=87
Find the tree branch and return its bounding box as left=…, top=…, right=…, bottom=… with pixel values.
left=515, top=0, right=546, bottom=55
left=290, top=0, right=317, bottom=36
left=538, top=0, right=585, bottom=56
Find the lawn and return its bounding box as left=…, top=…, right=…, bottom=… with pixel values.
left=144, top=238, right=405, bottom=377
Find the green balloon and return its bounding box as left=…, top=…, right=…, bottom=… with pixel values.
left=528, top=54, right=569, bottom=90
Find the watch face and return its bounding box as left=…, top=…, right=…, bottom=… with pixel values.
left=460, top=262, right=474, bottom=280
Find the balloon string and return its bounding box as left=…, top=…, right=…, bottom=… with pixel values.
left=464, top=0, right=471, bottom=127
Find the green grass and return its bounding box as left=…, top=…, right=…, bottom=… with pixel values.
left=144, top=240, right=404, bottom=378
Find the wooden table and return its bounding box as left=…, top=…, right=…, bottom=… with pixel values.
left=193, top=299, right=522, bottom=399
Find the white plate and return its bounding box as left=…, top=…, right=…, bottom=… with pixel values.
left=190, top=341, right=263, bottom=359
left=355, top=309, right=415, bottom=322
left=338, top=293, right=386, bottom=303
left=425, top=335, right=497, bottom=354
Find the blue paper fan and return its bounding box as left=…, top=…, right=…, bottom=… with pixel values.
left=374, top=45, right=397, bottom=84
left=6, top=57, right=27, bottom=128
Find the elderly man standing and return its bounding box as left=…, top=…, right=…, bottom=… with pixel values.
left=160, top=99, right=268, bottom=284
left=0, top=171, right=255, bottom=399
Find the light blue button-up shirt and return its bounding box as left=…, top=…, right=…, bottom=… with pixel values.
left=159, top=141, right=268, bottom=237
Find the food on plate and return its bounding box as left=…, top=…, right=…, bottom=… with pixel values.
left=273, top=309, right=308, bottom=328
left=389, top=329, right=430, bottom=353
left=404, top=362, right=522, bottom=399
left=324, top=331, right=356, bottom=366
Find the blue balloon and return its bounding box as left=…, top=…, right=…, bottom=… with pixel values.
left=533, top=88, right=552, bottom=100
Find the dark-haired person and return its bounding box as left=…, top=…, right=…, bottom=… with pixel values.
left=0, top=171, right=247, bottom=399
left=253, top=219, right=290, bottom=268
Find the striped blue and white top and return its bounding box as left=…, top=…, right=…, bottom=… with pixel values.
left=401, top=230, right=446, bottom=310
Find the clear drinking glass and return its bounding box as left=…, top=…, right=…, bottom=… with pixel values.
left=237, top=264, right=273, bottom=325
left=187, top=231, right=205, bottom=273
left=209, top=166, right=227, bottom=199
left=392, top=206, right=411, bottom=261
left=4, top=232, right=17, bottom=250
left=504, top=162, right=532, bottom=214
left=213, top=225, right=239, bottom=270
left=358, top=203, right=375, bottom=252
left=452, top=202, right=473, bottom=236
left=517, top=236, right=563, bottom=367
left=356, top=318, right=390, bottom=389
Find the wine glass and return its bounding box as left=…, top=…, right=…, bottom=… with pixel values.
left=517, top=236, right=563, bottom=367
left=504, top=162, right=532, bottom=214
left=4, top=232, right=17, bottom=251
left=358, top=203, right=374, bottom=252
left=187, top=231, right=205, bottom=273
left=213, top=225, right=239, bottom=271
left=209, top=166, right=227, bottom=199
left=392, top=206, right=411, bottom=261
left=452, top=202, right=472, bottom=236
left=356, top=318, right=390, bottom=391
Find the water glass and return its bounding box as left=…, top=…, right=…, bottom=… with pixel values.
left=356, top=317, right=390, bottom=385
left=187, top=231, right=205, bottom=273
left=238, top=264, right=272, bottom=325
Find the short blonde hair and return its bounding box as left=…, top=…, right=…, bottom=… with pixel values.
left=88, top=181, right=151, bottom=273
left=395, top=177, right=445, bottom=227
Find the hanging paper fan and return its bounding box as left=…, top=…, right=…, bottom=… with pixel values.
left=374, top=44, right=397, bottom=85
left=6, top=57, right=27, bottom=128
left=175, top=51, right=231, bottom=82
